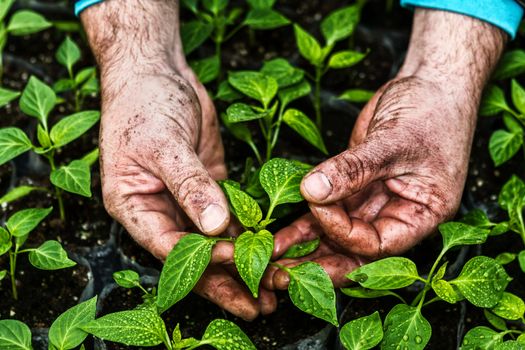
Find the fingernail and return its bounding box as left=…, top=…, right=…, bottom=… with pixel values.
left=199, top=204, right=227, bottom=234
left=304, top=172, right=332, bottom=201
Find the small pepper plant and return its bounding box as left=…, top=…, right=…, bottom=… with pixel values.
left=0, top=207, right=76, bottom=300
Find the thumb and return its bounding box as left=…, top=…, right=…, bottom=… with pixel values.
left=301, top=137, right=396, bottom=204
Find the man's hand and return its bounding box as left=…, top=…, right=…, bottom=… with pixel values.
left=264, top=9, right=506, bottom=290
left=80, top=0, right=276, bottom=320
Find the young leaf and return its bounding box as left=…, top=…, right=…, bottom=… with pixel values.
left=180, top=20, right=213, bottom=55
left=0, top=270, right=6, bottom=281
left=511, top=79, right=525, bottom=114
left=75, top=67, right=96, bottom=86
left=431, top=279, right=463, bottom=304
left=6, top=207, right=52, bottom=238
left=50, top=111, right=100, bottom=148
left=181, top=0, right=198, bottom=13
left=293, top=24, right=323, bottom=66
left=439, top=221, right=490, bottom=252
left=81, top=148, right=99, bottom=167
left=484, top=309, right=508, bottom=331
left=201, top=319, right=256, bottom=350
left=287, top=262, right=338, bottom=326
left=247, top=0, right=275, bottom=9
left=496, top=341, right=524, bottom=350
left=0, top=127, right=32, bottom=166
left=347, top=257, right=419, bottom=290
left=7, top=10, right=52, bottom=35
left=189, top=55, right=220, bottom=84
left=320, top=5, right=360, bottom=46
left=244, top=8, right=290, bottom=30
left=83, top=309, right=167, bottom=347
left=226, top=103, right=266, bottom=123
left=519, top=250, right=525, bottom=273
left=490, top=292, right=525, bottom=320
left=157, top=234, right=216, bottom=312
left=328, top=50, right=366, bottom=69
left=283, top=108, right=327, bottom=154
left=113, top=270, right=141, bottom=289
left=493, top=50, right=525, bottom=80
left=339, top=311, right=383, bottom=350
left=282, top=237, right=320, bottom=259
left=0, top=227, right=12, bottom=255
left=461, top=326, right=503, bottom=350
left=0, top=319, right=32, bottom=350
left=50, top=159, right=92, bottom=197
left=20, top=76, right=56, bottom=128
left=228, top=71, right=278, bottom=107
left=479, top=85, right=511, bottom=116
left=495, top=252, right=516, bottom=265
left=461, top=208, right=495, bottom=228
left=49, top=296, right=97, bottom=350
left=221, top=114, right=254, bottom=146
left=261, top=58, right=304, bottom=88
left=37, top=123, right=51, bottom=148
left=498, top=175, right=525, bottom=211
left=339, top=89, right=374, bottom=103
left=341, top=287, right=405, bottom=303
left=259, top=158, right=310, bottom=208
left=504, top=113, right=523, bottom=134
left=53, top=78, right=75, bottom=93
left=489, top=129, right=523, bottom=166
left=450, top=256, right=511, bottom=308
left=29, top=240, right=76, bottom=270
left=56, top=37, right=81, bottom=76
left=202, top=0, right=228, bottom=15
left=0, top=87, right=20, bottom=108
left=278, top=80, right=311, bottom=109
left=234, top=230, right=273, bottom=297
left=216, top=81, right=242, bottom=102
left=222, top=183, right=262, bottom=228
left=381, top=304, right=431, bottom=350
left=0, top=0, right=14, bottom=22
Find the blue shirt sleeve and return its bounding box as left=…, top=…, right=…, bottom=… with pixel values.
left=75, top=0, right=104, bottom=16
left=401, top=0, right=524, bottom=39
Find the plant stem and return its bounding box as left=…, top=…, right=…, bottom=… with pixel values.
left=411, top=249, right=447, bottom=308
left=248, top=141, right=263, bottom=165
left=47, top=154, right=66, bottom=221
left=314, top=66, right=322, bottom=129
left=9, top=250, right=18, bottom=300
left=74, top=90, right=81, bottom=112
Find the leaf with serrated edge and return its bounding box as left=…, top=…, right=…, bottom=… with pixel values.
left=0, top=319, right=32, bottom=350
left=381, top=304, right=431, bottom=350
left=6, top=207, right=52, bottom=238
left=202, top=319, right=256, bottom=350
left=282, top=237, right=320, bottom=259
left=347, top=257, right=419, bottom=290
left=283, top=108, right=327, bottom=154
left=491, top=292, right=525, bottom=320
left=340, top=311, right=383, bottom=350
left=49, top=296, right=97, bottom=350
left=50, top=111, right=100, bottom=148
left=51, top=160, right=92, bottom=197
left=113, top=270, right=140, bottom=289
left=29, top=240, right=76, bottom=270
left=157, top=234, right=215, bottom=312
left=234, top=230, right=273, bottom=297
left=0, top=127, right=32, bottom=166
left=287, top=262, right=338, bottom=326
left=461, top=326, right=503, bottom=350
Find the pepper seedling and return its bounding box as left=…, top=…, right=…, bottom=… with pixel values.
left=0, top=207, right=76, bottom=300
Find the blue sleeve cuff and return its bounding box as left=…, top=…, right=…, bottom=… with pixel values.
left=75, top=0, right=104, bottom=16
left=401, top=0, right=523, bottom=39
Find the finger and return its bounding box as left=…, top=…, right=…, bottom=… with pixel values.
left=258, top=287, right=278, bottom=315
left=194, top=265, right=260, bottom=321
left=272, top=214, right=323, bottom=258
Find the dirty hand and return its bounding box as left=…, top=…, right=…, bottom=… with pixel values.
left=81, top=0, right=276, bottom=320
left=264, top=9, right=506, bottom=290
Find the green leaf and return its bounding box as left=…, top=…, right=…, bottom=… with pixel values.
left=37, top=123, right=51, bottom=148
left=49, top=296, right=97, bottom=350
left=202, top=0, right=228, bottom=15
left=52, top=20, right=81, bottom=33
left=216, top=81, right=242, bottom=102
left=50, top=159, right=91, bottom=197
left=491, top=292, right=525, bottom=320
left=181, top=0, right=198, bottom=13
left=157, top=234, right=215, bottom=312
left=226, top=103, right=266, bottom=123
left=0, top=0, right=14, bottom=22
left=113, top=270, right=141, bottom=289
left=340, top=312, right=383, bottom=350
left=53, top=78, right=75, bottom=93
left=56, top=36, right=81, bottom=76
left=0, top=319, right=32, bottom=350
left=347, top=257, right=419, bottom=290
left=75, top=67, right=96, bottom=86
left=220, top=114, right=253, bottom=145
left=0, top=87, right=20, bottom=108
left=519, top=334, right=525, bottom=344
left=0, top=270, right=6, bottom=281
left=81, top=148, right=99, bottom=167
left=29, top=240, right=76, bottom=270
left=439, top=221, right=490, bottom=252
left=293, top=24, right=323, bottom=66
left=489, top=129, right=523, bottom=166
left=462, top=209, right=495, bottom=228
left=7, top=10, right=52, bottom=35
left=0, top=127, right=32, bottom=166
left=190, top=55, right=220, bottom=84
left=83, top=309, right=167, bottom=347
left=496, top=341, right=525, bottom=350
left=180, top=20, right=213, bottom=55
left=328, top=50, right=366, bottom=69
left=341, top=286, right=405, bottom=303
left=283, top=108, right=327, bottom=154
left=244, top=8, right=290, bottom=30
left=222, top=183, right=262, bottom=228
left=20, top=76, right=56, bottom=128
left=202, top=319, right=256, bottom=350
left=321, top=5, right=360, bottom=46
left=282, top=237, right=320, bottom=259
left=0, top=227, right=12, bottom=255
left=519, top=250, right=525, bottom=273
left=479, top=85, right=511, bottom=116
left=261, top=58, right=304, bottom=88
left=461, top=326, right=503, bottom=350
left=287, top=262, right=338, bottom=326
left=504, top=113, right=523, bottom=134
left=450, top=256, right=511, bottom=308
left=491, top=222, right=510, bottom=236
left=431, top=279, right=463, bottom=304
left=6, top=207, right=52, bottom=238
left=484, top=309, right=507, bottom=331
left=247, top=0, right=275, bottom=9
left=339, top=89, right=374, bottom=103
left=234, top=230, right=273, bottom=297
left=278, top=80, right=311, bottom=109
left=495, top=252, right=516, bottom=265
left=50, top=111, right=100, bottom=148
left=511, top=79, right=525, bottom=114
left=228, top=71, right=278, bottom=107
left=498, top=175, right=525, bottom=211
left=381, top=304, right=431, bottom=350
left=493, top=50, right=525, bottom=80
